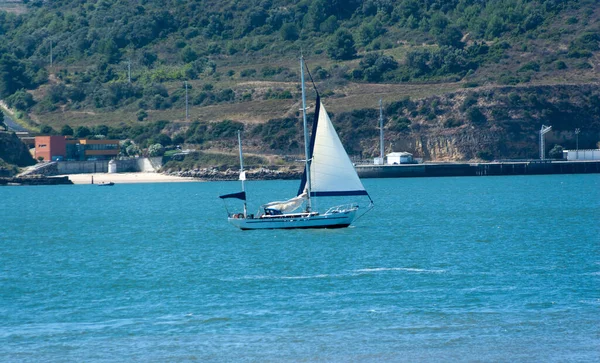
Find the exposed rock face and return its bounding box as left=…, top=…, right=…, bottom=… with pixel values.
left=0, top=131, right=36, bottom=167
left=368, top=84, right=600, bottom=161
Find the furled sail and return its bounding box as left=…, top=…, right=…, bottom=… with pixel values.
left=262, top=192, right=307, bottom=213
left=298, top=97, right=369, bottom=197
left=219, top=191, right=246, bottom=200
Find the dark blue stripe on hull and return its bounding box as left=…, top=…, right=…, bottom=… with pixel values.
left=240, top=223, right=351, bottom=231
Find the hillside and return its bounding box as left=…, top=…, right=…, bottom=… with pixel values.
left=0, top=0, right=599, bottom=163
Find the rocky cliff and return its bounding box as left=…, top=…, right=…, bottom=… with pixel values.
left=358, top=84, right=600, bottom=161
left=0, top=132, right=36, bottom=173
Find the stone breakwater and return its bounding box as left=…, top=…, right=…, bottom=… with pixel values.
left=166, top=167, right=302, bottom=181
left=0, top=176, right=73, bottom=186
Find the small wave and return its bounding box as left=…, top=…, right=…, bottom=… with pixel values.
left=356, top=267, right=446, bottom=274
left=233, top=273, right=357, bottom=281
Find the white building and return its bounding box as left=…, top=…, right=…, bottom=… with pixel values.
left=386, top=152, right=414, bottom=165
left=563, top=149, right=600, bottom=161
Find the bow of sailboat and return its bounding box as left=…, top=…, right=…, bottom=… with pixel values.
left=220, top=55, right=373, bottom=230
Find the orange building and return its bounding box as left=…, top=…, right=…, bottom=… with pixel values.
left=35, top=136, right=66, bottom=161
left=35, top=136, right=120, bottom=161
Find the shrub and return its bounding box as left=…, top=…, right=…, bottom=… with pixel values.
left=61, top=125, right=74, bottom=136
left=443, top=118, right=463, bottom=128
left=466, top=107, right=487, bottom=124
left=388, top=117, right=411, bottom=132
left=148, top=143, right=165, bottom=157
left=555, top=60, right=567, bottom=70
left=280, top=23, right=299, bottom=41
left=137, top=109, right=148, bottom=121
left=518, top=61, right=540, bottom=72
left=548, top=145, right=564, bottom=159
left=240, top=69, right=257, bottom=78
left=477, top=150, right=494, bottom=161
left=327, top=29, right=356, bottom=60
left=40, top=125, right=55, bottom=134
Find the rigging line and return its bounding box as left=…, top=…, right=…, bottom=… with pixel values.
left=353, top=200, right=375, bottom=224
left=302, top=58, right=319, bottom=96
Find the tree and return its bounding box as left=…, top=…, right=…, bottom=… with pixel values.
left=327, top=29, right=356, bottom=60
left=280, top=23, right=299, bottom=41
left=304, top=0, right=327, bottom=32
left=137, top=109, right=148, bottom=121
left=126, top=143, right=140, bottom=156
left=320, top=16, right=338, bottom=34
left=549, top=145, right=564, bottom=159
left=40, top=124, right=55, bottom=134
left=437, top=26, right=464, bottom=48
left=180, top=46, right=198, bottom=63
left=5, top=90, right=35, bottom=111
left=466, top=107, right=487, bottom=124
left=148, top=143, right=165, bottom=157
left=74, top=126, right=91, bottom=138
left=61, top=124, right=74, bottom=136
left=0, top=109, right=6, bottom=131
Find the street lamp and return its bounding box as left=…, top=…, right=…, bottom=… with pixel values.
left=540, top=125, right=552, bottom=160
left=575, top=128, right=580, bottom=160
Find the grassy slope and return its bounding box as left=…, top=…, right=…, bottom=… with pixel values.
left=3, top=0, right=600, bottom=162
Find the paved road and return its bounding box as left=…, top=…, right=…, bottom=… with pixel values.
left=3, top=111, right=29, bottom=132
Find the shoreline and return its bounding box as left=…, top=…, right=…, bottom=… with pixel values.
left=60, top=172, right=199, bottom=185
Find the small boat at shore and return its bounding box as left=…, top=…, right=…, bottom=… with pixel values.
left=219, top=56, right=373, bottom=230
left=98, top=181, right=115, bottom=186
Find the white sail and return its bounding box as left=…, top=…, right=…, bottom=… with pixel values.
left=222, top=56, right=373, bottom=230
left=308, top=101, right=367, bottom=197
left=262, top=192, right=307, bottom=213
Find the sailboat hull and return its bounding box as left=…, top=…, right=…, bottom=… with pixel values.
left=228, top=209, right=357, bottom=230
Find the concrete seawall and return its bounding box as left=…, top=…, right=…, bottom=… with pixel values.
left=21, top=157, right=165, bottom=176
left=356, top=161, right=600, bottom=178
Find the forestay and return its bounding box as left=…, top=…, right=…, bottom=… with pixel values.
left=299, top=98, right=369, bottom=197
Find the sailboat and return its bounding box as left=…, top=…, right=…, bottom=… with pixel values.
left=219, top=56, right=373, bottom=230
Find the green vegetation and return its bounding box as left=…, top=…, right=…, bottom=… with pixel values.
left=0, top=0, right=598, bottom=162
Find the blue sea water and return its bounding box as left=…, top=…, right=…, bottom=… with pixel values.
left=1, top=175, right=599, bottom=362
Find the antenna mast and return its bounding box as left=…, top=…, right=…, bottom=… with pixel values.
left=300, top=55, right=312, bottom=212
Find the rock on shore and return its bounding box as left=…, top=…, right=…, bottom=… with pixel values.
left=165, top=167, right=302, bottom=181
left=0, top=176, right=73, bottom=186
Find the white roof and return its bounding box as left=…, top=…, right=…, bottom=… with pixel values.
left=386, top=152, right=412, bottom=157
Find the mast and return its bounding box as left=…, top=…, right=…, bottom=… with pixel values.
left=379, top=99, right=384, bottom=164
left=237, top=130, right=247, bottom=217
left=300, top=55, right=312, bottom=212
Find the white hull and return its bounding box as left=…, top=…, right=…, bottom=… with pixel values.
left=220, top=57, right=373, bottom=231
left=228, top=209, right=357, bottom=230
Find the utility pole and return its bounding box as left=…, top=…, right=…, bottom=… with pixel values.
left=539, top=125, right=552, bottom=160
left=575, top=128, right=580, bottom=160
left=185, top=81, right=189, bottom=120
left=378, top=99, right=384, bottom=165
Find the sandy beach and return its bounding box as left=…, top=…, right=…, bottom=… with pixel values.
left=61, top=172, right=198, bottom=185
